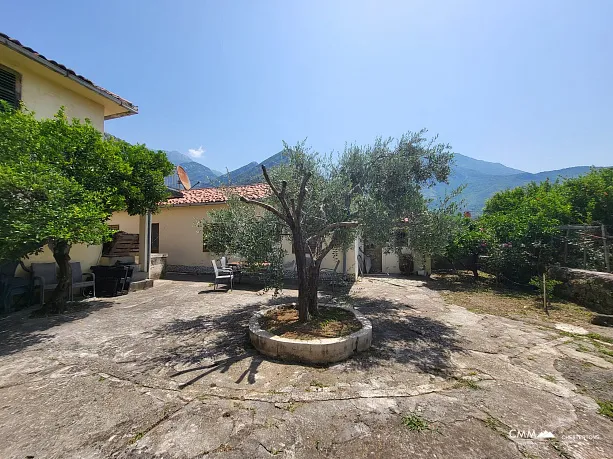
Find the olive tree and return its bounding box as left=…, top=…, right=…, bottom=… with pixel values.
left=0, top=105, right=173, bottom=312
left=201, top=130, right=453, bottom=322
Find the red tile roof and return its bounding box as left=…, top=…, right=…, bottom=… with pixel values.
left=166, top=184, right=271, bottom=206
left=0, top=32, right=138, bottom=117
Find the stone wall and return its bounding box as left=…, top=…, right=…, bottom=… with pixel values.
left=150, top=253, right=168, bottom=280
left=549, top=267, right=613, bottom=315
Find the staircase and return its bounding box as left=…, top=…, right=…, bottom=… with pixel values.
left=103, top=232, right=139, bottom=257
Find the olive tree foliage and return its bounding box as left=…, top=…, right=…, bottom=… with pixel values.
left=198, top=196, right=286, bottom=291
left=199, top=130, right=453, bottom=323
left=402, top=191, right=464, bottom=273
left=0, top=104, right=173, bottom=311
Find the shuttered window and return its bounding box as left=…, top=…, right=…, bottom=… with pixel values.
left=0, top=65, right=21, bottom=109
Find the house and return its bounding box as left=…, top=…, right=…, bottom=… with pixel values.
left=109, top=183, right=431, bottom=280
left=0, top=33, right=146, bottom=277
left=108, top=184, right=361, bottom=278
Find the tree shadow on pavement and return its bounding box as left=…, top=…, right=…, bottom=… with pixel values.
left=0, top=299, right=115, bottom=357
left=349, top=295, right=463, bottom=376
left=149, top=289, right=463, bottom=386
left=147, top=295, right=293, bottom=388
left=426, top=271, right=535, bottom=300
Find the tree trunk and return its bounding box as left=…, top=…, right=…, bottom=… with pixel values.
left=292, top=233, right=323, bottom=323
left=293, top=233, right=310, bottom=323
left=47, top=240, right=72, bottom=313
left=471, top=252, right=479, bottom=279
left=306, top=262, right=321, bottom=317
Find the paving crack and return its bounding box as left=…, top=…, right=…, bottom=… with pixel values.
left=120, top=400, right=194, bottom=451
left=194, top=384, right=451, bottom=405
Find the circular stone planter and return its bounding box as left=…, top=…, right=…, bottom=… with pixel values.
left=249, top=306, right=372, bottom=364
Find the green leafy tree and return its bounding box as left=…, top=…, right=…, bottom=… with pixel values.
left=200, top=130, right=453, bottom=322
left=478, top=180, right=571, bottom=283
left=445, top=168, right=613, bottom=283
left=0, top=105, right=173, bottom=311
left=403, top=192, right=463, bottom=275
left=562, top=167, right=613, bottom=227
left=198, top=196, right=286, bottom=291
left=445, top=215, right=493, bottom=278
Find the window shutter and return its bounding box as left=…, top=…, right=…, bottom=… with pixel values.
left=0, top=67, right=20, bottom=109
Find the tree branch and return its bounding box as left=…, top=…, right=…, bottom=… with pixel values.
left=261, top=165, right=293, bottom=223
left=296, top=171, right=312, bottom=219
left=317, top=230, right=343, bottom=262
left=306, top=221, right=358, bottom=244
left=239, top=196, right=290, bottom=225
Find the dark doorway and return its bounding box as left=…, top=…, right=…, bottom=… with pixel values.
left=151, top=223, right=160, bottom=253
left=364, top=242, right=382, bottom=273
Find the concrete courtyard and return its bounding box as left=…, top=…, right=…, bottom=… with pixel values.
left=0, top=274, right=612, bottom=458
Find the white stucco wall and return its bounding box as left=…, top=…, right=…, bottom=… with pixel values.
left=16, top=244, right=102, bottom=278
left=109, top=205, right=359, bottom=278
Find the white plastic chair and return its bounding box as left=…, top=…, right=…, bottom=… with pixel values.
left=211, top=259, right=233, bottom=290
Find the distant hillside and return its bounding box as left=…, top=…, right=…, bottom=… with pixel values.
left=428, top=162, right=594, bottom=213
left=224, top=152, right=287, bottom=185
left=225, top=161, right=259, bottom=184
left=163, top=149, right=602, bottom=211
left=163, top=150, right=221, bottom=188
left=163, top=150, right=193, bottom=165
left=453, top=153, right=525, bottom=176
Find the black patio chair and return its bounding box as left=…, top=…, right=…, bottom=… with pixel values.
left=1, top=260, right=35, bottom=313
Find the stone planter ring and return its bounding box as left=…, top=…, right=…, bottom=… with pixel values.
left=249, top=305, right=373, bottom=364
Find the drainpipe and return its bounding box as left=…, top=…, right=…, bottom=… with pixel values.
left=138, top=211, right=152, bottom=276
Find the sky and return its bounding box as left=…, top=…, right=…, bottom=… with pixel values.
left=2, top=0, right=612, bottom=173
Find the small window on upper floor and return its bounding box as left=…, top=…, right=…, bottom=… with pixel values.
left=0, top=65, right=22, bottom=110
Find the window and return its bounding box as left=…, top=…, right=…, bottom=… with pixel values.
left=151, top=223, right=159, bottom=253
left=0, top=65, right=22, bottom=109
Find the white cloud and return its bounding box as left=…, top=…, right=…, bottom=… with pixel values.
left=187, top=146, right=205, bottom=158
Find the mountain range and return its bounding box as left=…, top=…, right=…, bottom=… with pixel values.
left=164, top=150, right=599, bottom=212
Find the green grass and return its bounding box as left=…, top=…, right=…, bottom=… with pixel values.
left=484, top=416, right=502, bottom=431
left=576, top=344, right=591, bottom=353
left=401, top=412, right=430, bottom=431
left=591, top=341, right=613, bottom=358
left=452, top=378, right=481, bottom=390
left=129, top=431, right=145, bottom=444
left=597, top=400, right=613, bottom=419
left=586, top=333, right=613, bottom=344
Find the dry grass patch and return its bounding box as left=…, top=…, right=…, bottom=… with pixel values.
left=429, top=272, right=594, bottom=326
left=260, top=305, right=362, bottom=340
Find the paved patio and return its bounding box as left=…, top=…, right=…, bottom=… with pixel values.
left=0, top=274, right=612, bottom=458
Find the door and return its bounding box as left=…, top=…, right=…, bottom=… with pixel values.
left=364, top=242, right=382, bottom=274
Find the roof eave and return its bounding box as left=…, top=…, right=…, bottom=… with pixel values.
left=0, top=34, right=138, bottom=116
left=167, top=201, right=227, bottom=207
left=104, top=109, right=138, bottom=120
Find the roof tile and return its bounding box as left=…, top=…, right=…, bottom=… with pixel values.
left=166, top=184, right=271, bottom=206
